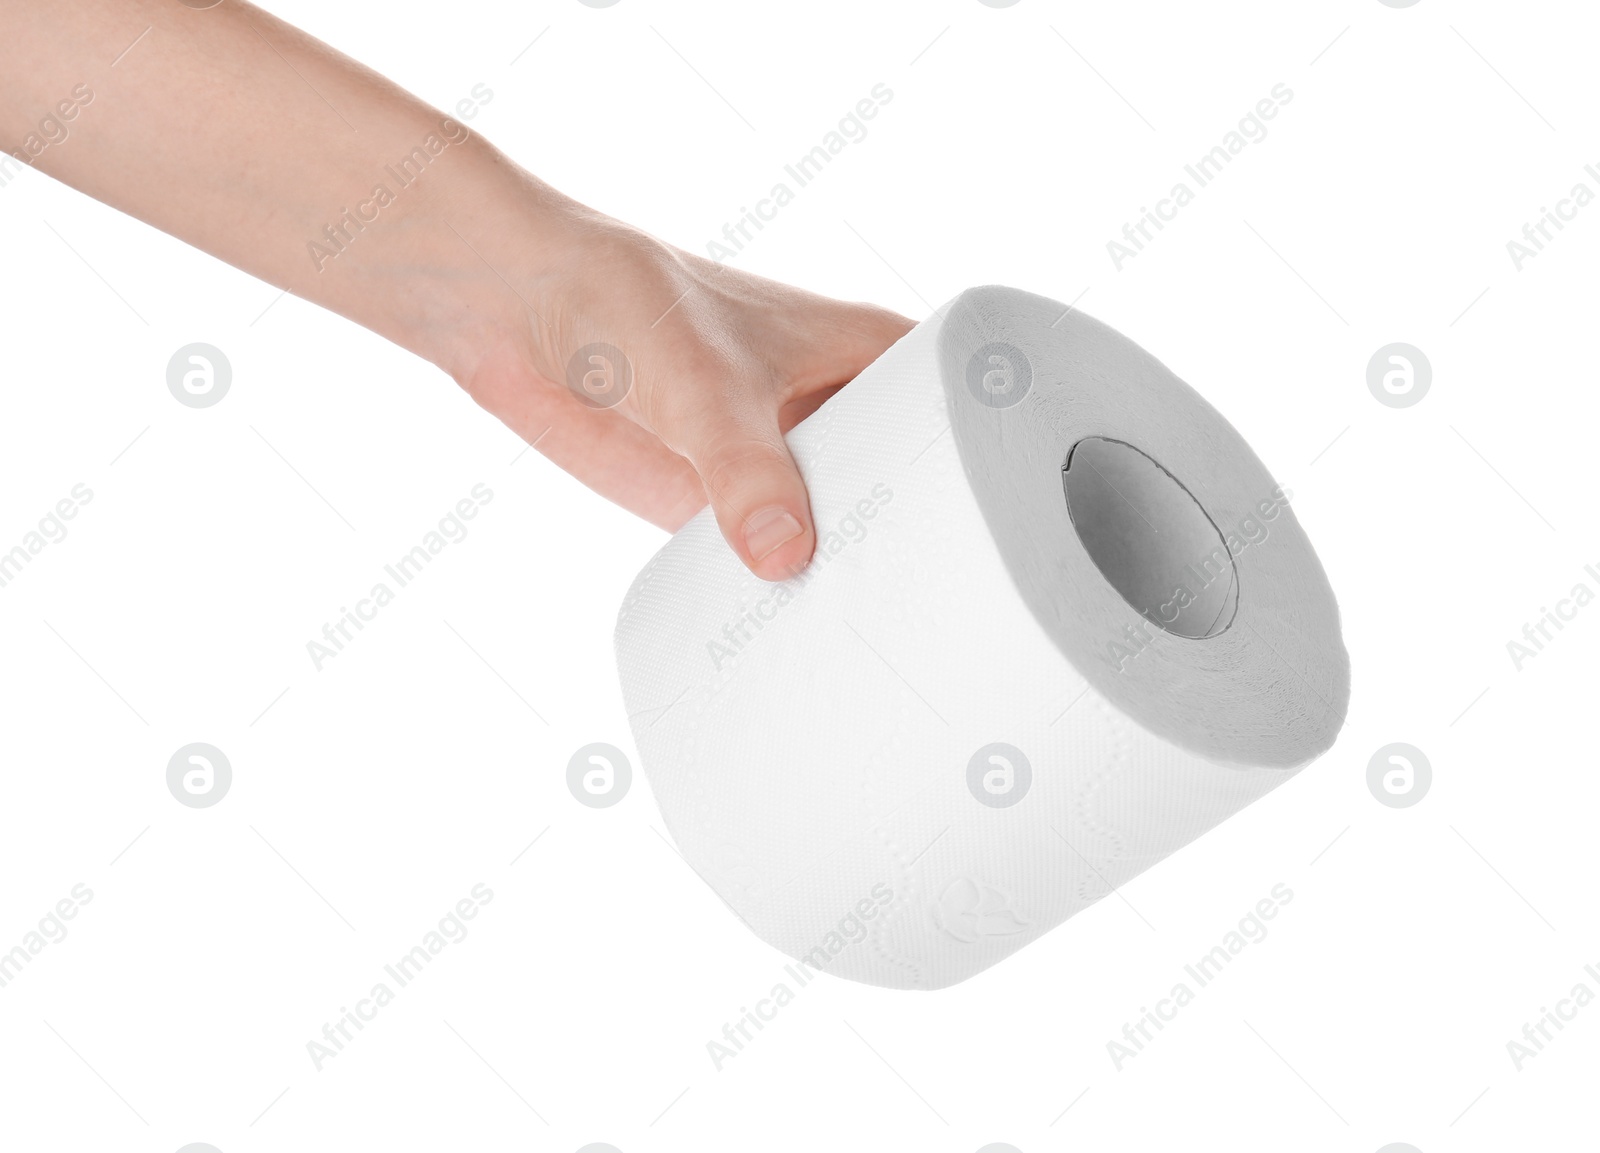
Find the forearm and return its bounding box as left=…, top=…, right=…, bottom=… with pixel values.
left=0, top=0, right=569, bottom=381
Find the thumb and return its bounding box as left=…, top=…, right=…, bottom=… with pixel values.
left=685, top=412, right=815, bottom=581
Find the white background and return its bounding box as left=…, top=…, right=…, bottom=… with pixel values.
left=1, top=1, right=1595, bottom=1150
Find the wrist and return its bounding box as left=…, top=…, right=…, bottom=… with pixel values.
left=402, top=149, right=584, bottom=388
left=427, top=173, right=688, bottom=402
left=314, top=127, right=593, bottom=392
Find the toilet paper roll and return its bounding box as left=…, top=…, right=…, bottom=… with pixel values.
left=615, top=285, right=1348, bottom=990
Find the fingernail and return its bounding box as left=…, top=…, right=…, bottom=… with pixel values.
left=744, top=506, right=804, bottom=561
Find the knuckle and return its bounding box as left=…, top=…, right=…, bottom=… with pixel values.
left=697, top=438, right=790, bottom=496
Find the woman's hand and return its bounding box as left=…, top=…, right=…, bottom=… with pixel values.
left=1, top=0, right=912, bottom=578
left=459, top=216, right=914, bottom=579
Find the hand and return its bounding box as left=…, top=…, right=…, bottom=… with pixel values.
left=1, top=0, right=912, bottom=579
left=459, top=216, right=914, bottom=580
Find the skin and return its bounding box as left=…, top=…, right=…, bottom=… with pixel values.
left=0, top=0, right=913, bottom=578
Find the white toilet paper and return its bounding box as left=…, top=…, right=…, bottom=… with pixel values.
left=615, top=285, right=1348, bottom=990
